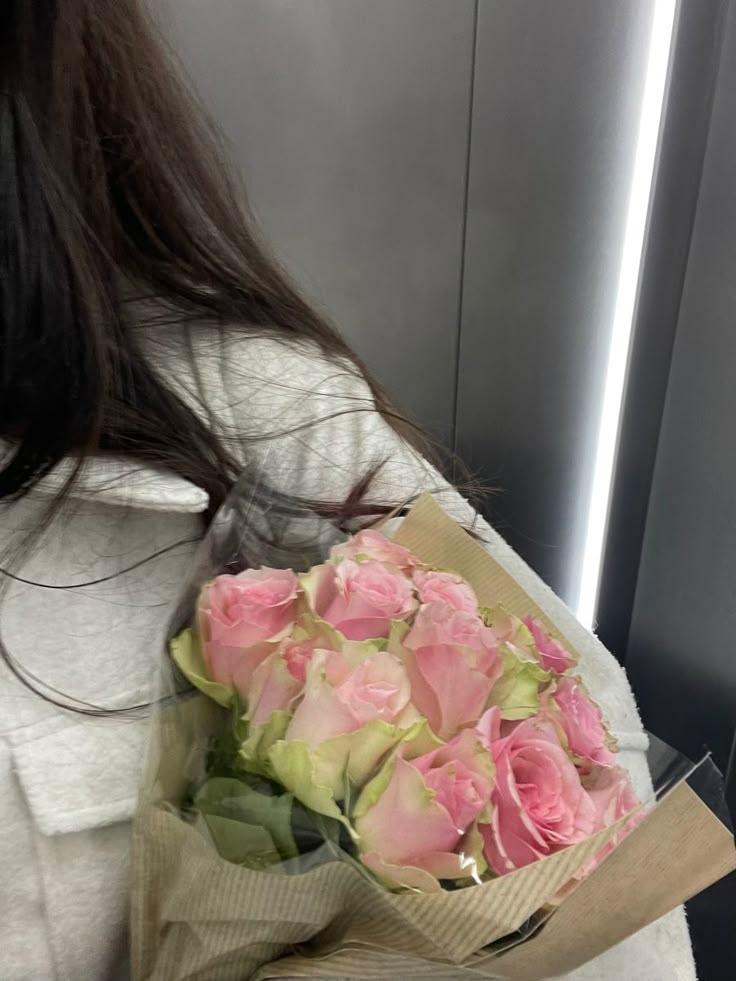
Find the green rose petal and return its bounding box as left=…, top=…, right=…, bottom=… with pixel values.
left=170, top=628, right=233, bottom=708
left=351, top=752, right=400, bottom=824
left=268, top=739, right=351, bottom=829
left=387, top=619, right=411, bottom=656
left=488, top=643, right=550, bottom=721
left=239, top=710, right=291, bottom=777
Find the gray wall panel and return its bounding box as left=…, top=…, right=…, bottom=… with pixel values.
left=624, top=10, right=736, bottom=967
left=627, top=1, right=736, bottom=772
left=165, top=0, right=476, bottom=439
left=455, top=0, right=655, bottom=601
left=596, top=0, right=727, bottom=660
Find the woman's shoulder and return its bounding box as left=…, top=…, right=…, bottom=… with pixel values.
left=225, top=332, right=375, bottom=429
left=146, top=322, right=398, bottom=496
left=147, top=322, right=375, bottom=434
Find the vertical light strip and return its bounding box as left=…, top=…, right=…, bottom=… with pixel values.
left=575, top=0, right=677, bottom=628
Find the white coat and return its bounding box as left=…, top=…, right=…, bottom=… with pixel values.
left=0, top=325, right=696, bottom=980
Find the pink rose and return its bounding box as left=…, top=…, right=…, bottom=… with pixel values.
left=276, top=636, right=316, bottom=685
left=286, top=647, right=412, bottom=748
left=244, top=617, right=353, bottom=728
left=245, top=630, right=340, bottom=728
left=400, top=602, right=503, bottom=740
left=269, top=646, right=419, bottom=806
left=543, top=676, right=616, bottom=772
left=522, top=616, right=576, bottom=673
left=200, top=569, right=300, bottom=695
left=354, top=729, right=495, bottom=891
left=413, top=570, right=478, bottom=615
left=577, top=765, right=643, bottom=877
left=302, top=559, right=417, bottom=641
left=477, top=708, right=596, bottom=874
left=586, top=764, right=639, bottom=826
left=330, top=530, right=423, bottom=570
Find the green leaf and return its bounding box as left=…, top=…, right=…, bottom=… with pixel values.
left=170, top=628, right=233, bottom=708
left=195, top=812, right=280, bottom=867
left=207, top=732, right=241, bottom=777
left=290, top=799, right=343, bottom=853
left=194, top=776, right=298, bottom=861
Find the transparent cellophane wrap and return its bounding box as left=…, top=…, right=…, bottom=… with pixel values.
left=131, top=474, right=736, bottom=981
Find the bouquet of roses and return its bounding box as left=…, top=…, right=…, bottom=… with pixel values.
left=174, top=527, right=637, bottom=895
left=131, top=484, right=735, bottom=981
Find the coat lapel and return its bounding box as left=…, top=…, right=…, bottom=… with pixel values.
left=0, top=442, right=210, bottom=515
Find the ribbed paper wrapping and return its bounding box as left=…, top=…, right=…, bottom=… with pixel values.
left=132, top=802, right=626, bottom=981
left=131, top=495, right=736, bottom=981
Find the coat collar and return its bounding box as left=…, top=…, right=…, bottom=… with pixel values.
left=1, top=443, right=210, bottom=515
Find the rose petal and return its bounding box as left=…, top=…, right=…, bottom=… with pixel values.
left=548, top=677, right=616, bottom=771
left=480, top=715, right=597, bottom=875
left=247, top=650, right=305, bottom=727
left=523, top=616, right=576, bottom=673
left=204, top=569, right=299, bottom=649
left=306, top=560, right=417, bottom=641
left=360, top=852, right=443, bottom=893
left=413, top=570, right=479, bottom=615
left=414, top=646, right=493, bottom=739
left=331, top=530, right=423, bottom=570
left=204, top=639, right=273, bottom=698
left=356, top=758, right=461, bottom=864
left=285, top=651, right=361, bottom=747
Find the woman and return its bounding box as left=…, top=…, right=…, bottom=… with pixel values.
left=0, top=2, right=694, bottom=979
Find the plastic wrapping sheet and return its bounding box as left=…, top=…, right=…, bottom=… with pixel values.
left=131, top=479, right=736, bottom=981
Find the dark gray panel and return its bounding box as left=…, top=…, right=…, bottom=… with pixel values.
left=455, top=0, right=655, bottom=601
left=597, top=0, right=728, bottom=660
left=627, top=0, right=736, bottom=773
left=164, top=0, right=476, bottom=439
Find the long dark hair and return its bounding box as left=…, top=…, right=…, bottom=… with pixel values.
left=0, top=0, right=427, bottom=517
left=0, top=0, right=454, bottom=713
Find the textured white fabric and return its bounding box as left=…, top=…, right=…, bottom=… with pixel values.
left=0, top=327, right=696, bottom=980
